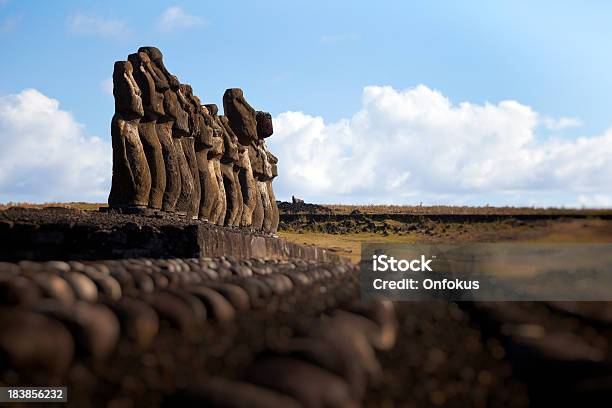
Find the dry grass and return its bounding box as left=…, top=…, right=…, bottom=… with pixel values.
left=0, top=202, right=105, bottom=211
left=279, top=219, right=612, bottom=263
left=278, top=231, right=422, bottom=263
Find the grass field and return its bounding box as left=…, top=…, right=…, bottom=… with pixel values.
left=280, top=218, right=612, bottom=263
left=0, top=202, right=106, bottom=211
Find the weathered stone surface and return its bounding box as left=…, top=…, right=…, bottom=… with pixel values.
left=157, top=121, right=181, bottom=212
left=140, top=47, right=191, bottom=215
left=108, top=61, right=152, bottom=210
left=223, top=88, right=258, bottom=145
left=111, top=47, right=280, bottom=232
left=249, top=145, right=264, bottom=230
left=0, top=208, right=342, bottom=262
left=127, top=52, right=166, bottom=209
left=255, top=142, right=274, bottom=233
left=219, top=116, right=242, bottom=226
left=178, top=85, right=203, bottom=219
left=246, top=357, right=359, bottom=408
left=256, top=111, right=273, bottom=138
left=266, top=150, right=279, bottom=233
left=238, top=147, right=256, bottom=227
left=207, top=108, right=227, bottom=225
left=0, top=309, right=74, bottom=380
left=174, top=137, right=194, bottom=216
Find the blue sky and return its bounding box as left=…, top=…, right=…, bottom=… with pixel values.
left=1, top=0, right=612, bottom=206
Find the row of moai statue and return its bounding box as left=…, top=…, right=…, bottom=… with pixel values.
left=108, top=47, right=279, bottom=233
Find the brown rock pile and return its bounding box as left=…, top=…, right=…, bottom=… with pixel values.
left=109, top=47, right=279, bottom=233
left=0, top=257, right=398, bottom=407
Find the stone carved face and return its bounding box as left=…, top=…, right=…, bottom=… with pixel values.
left=137, top=50, right=169, bottom=92
left=113, top=61, right=144, bottom=118
left=204, top=104, right=218, bottom=116
left=139, top=46, right=179, bottom=91
left=209, top=128, right=224, bottom=158
left=127, top=52, right=165, bottom=119
left=222, top=88, right=258, bottom=146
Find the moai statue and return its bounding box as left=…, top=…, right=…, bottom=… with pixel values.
left=177, top=84, right=201, bottom=219
left=255, top=111, right=276, bottom=233
left=236, top=141, right=256, bottom=227
left=205, top=104, right=227, bottom=225
left=126, top=52, right=166, bottom=209
left=249, top=142, right=265, bottom=230
left=108, top=61, right=151, bottom=209
left=266, top=149, right=280, bottom=233
left=139, top=46, right=192, bottom=215
left=256, top=141, right=273, bottom=233
left=219, top=115, right=242, bottom=227
left=223, top=88, right=260, bottom=228
left=186, top=99, right=218, bottom=221
left=223, top=88, right=258, bottom=145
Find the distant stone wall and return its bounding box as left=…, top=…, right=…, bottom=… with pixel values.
left=0, top=208, right=339, bottom=262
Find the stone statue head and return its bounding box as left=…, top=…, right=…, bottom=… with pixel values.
left=222, top=88, right=258, bottom=146
left=138, top=46, right=176, bottom=91
left=204, top=104, right=218, bottom=116
left=112, top=60, right=144, bottom=118
left=208, top=127, right=224, bottom=159
left=127, top=52, right=165, bottom=119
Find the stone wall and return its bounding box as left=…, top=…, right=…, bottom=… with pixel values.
left=0, top=208, right=339, bottom=262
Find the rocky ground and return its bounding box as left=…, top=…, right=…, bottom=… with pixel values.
left=1, top=204, right=612, bottom=406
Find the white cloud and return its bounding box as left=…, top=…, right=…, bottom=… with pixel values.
left=100, top=77, right=113, bottom=96
left=542, top=116, right=582, bottom=130
left=0, top=89, right=111, bottom=203
left=67, top=13, right=130, bottom=38
left=268, top=85, right=612, bottom=207
left=159, top=6, right=204, bottom=31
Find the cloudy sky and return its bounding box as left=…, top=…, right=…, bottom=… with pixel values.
left=1, top=0, right=612, bottom=207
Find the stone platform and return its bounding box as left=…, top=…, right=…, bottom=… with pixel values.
left=0, top=207, right=337, bottom=262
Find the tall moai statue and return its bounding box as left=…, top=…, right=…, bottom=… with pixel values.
left=205, top=104, right=227, bottom=225
left=256, top=141, right=273, bottom=233
left=266, top=149, right=280, bottom=233
left=138, top=46, right=189, bottom=214
left=255, top=111, right=277, bottom=233
left=177, top=84, right=200, bottom=219
left=108, top=61, right=152, bottom=209
left=126, top=52, right=166, bottom=210
left=189, top=100, right=219, bottom=221
left=236, top=142, right=255, bottom=227
left=249, top=142, right=265, bottom=230
left=223, top=88, right=259, bottom=227
left=219, top=115, right=243, bottom=227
